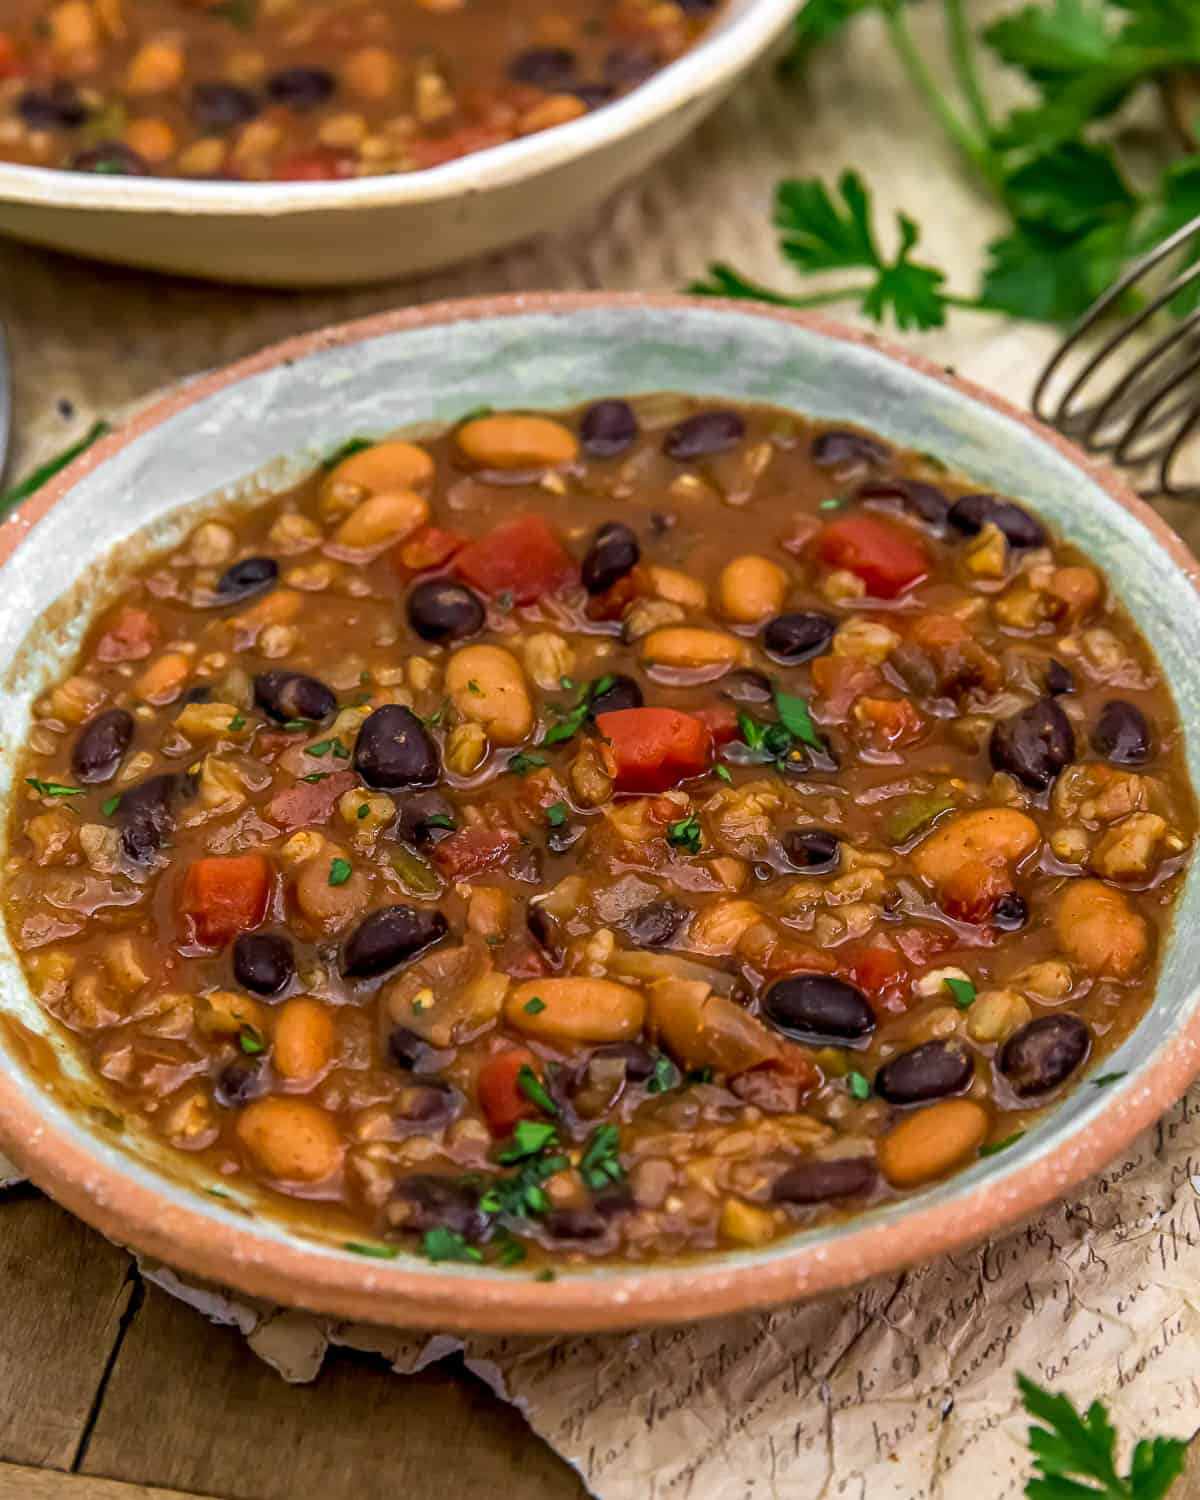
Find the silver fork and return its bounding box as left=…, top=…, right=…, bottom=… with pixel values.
left=1032, top=217, right=1200, bottom=500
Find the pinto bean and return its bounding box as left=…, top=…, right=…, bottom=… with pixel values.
left=456, top=414, right=578, bottom=470
left=293, top=846, right=370, bottom=935
left=324, top=440, right=434, bottom=498
left=1055, top=879, right=1149, bottom=977
left=640, top=627, right=748, bottom=671
left=912, top=808, right=1040, bottom=890
left=333, top=490, right=429, bottom=552
left=235, top=1096, right=342, bottom=1182
left=877, top=1100, right=989, bottom=1187
left=273, top=997, right=336, bottom=1082
left=718, top=556, right=788, bottom=624
left=446, top=644, right=533, bottom=746
left=505, top=978, right=646, bottom=1043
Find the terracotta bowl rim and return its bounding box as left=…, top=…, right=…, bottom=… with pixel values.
left=0, top=0, right=796, bottom=218
left=2, top=290, right=1199, bottom=1334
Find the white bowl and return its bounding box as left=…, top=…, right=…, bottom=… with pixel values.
left=0, top=0, right=798, bottom=287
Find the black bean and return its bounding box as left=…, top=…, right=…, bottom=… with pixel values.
left=780, top=828, right=841, bottom=874
left=70, top=142, right=149, bottom=175
left=393, top=790, right=455, bottom=845
left=354, top=704, right=440, bottom=789
left=875, top=1040, right=973, bottom=1105
left=392, top=1174, right=488, bottom=1240
left=811, top=429, right=890, bottom=473
left=989, top=697, right=1075, bottom=790
left=571, top=83, right=615, bottom=109
left=544, top=1207, right=608, bottom=1240
left=18, top=84, right=87, bottom=130
left=182, top=684, right=212, bottom=705
left=589, top=1042, right=658, bottom=1083
left=623, top=898, right=688, bottom=948
left=721, top=669, right=774, bottom=706
left=507, top=46, right=578, bottom=88
left=1092, top=700, right=1152, bottom=766
left=581, top=522, right=639, bottom=596
left=214, top=1059, right=265, bottom=1108
left=998, top=1014, right=1090, bottom=1098
left=526, top=902, right=565, bottom=964
left=947, top=493, right=1047, bottom=549
left=387, top=1026, right=445, bottom=1073
left=579, top=399, right=639, bottom=458
left=214, top=555, right=278, bottom=603
left=233, top=933, right=294, bottom=997
left=253, top=671, right=337, bottom=724
left=762, top=611, right=836, bottom=663
left=771, top=1156, right=877, bottom=1205
left=118, top=773, right=192, bottom=863
left=267, top=65, right=335, bottom=108
left=857, top=478, right=949, bottom=530
left=604, top=45, right=658, bottom=85
left=589, top=674, right=643, bottom=716
left=406, top=579, right=486, bottom=644
left=191, top=81, right=260, bottom=131
left=992, top=892, right=1028, bottom=931
left=1045, top=658, right=1075, bottom=696
left=341, top=904, right=448, bottom=979
left=663, top=409, right=745, bottom=460
left=71, top=708, right=133, bottom=784
left=762, top=975, right=875, bottom=1046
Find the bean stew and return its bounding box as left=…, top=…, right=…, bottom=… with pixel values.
left=4, top=396, right=1194, bottom=1270
left=0, top=0, right=717, bottom=180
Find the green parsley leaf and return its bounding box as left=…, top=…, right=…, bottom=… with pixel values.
left=944, top=976, right=977, bottom=1009
left=737, top=710, right=767, bottom=752
left=282, top=719, right=313, bottom=732
left=0, top=420, right=110, bottom=518
left=646, top=1055, right=681, bottom=1095
left=228, top=713, right=246, bottom=732
left=321, top=436, right=372, bottom=470
left=1005, top=141, right=1135, bottom=237
left=495, top=590, right=514, bottom=613
left=496, top=1237, right=527, bottom=1268
left=306, top=739, right=336, bottom=758
left=25, top=778, right=83, bottom=798
left=508, top=751, right=548, bottom=775
left=523, top=996, right=547, bottom=1015
left=238, top=1025, right=266, bottom=1056
left=979, top=218, right=1134, bottom=324
left=422, top=1227, right=483, bottom=1264
left=847, top=1070, right=871, bottom=1101
left=1091, top=1070, right=1127, bottom=1088
left=467, top=679, right=482, bottom=695
left=579, top=1123, right=624, bottom=1190
left=517, top=1062, right=558, bottom=1115
left=818, top=496, right=844, bottom=510
left=331, top=740, right=350, bottom=760
left=344, top=1240, right=400, bottom=1259
left=357, top=803, right=370, bottom=820
left=497, top=1119, right=558, bottom=1164
left=300, top=772, right=330, bottom=784
left=205, top=1186, right=232, bottom=1199
left=559, top=676, right=575, bottom=690
left=774, top=689, right=824, bottom=751
left=686, top=1066, right=714, bottom=1085
left=980, top=1131, right=1025, bottom=1157
left=101, top=795, right=121, bottom=817
left=328, top=857, right=352, bottom=887
left=714, top=764, right=733, bottom=784
left=422, top=700, right=448, bottom=728
left=666, top=814, right=703, bottom=855
left=535, top=1268, right=556, bottom=1282
left=545, top=801, right=568, bottom=828
left=1017, top=1370, right=1188, bottom=1500
left=424, top=812, right=456, bottom=831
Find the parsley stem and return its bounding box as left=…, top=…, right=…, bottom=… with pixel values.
left=692, top=267, right=879, bottom=309
left=884, top=6, right=1001, bottom=193
left=943, top=0, right=990, bottom=141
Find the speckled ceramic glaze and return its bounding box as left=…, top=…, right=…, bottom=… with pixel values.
left=1, top=294, right=1198, bottom=1333
left=0, top=0, right=796, bottom=287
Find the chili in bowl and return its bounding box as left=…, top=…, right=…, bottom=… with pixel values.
left=0, top=295, right=1197, bottom=1332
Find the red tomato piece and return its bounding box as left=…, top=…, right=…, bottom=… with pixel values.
left=840, top=945, right=908, bottom=1008
left=431, top=826, right=519, bottom=878
left=594, top=707, right=713, bottom=793
left=453, top=515, right=575, bottom=604
left=809, top=656, right=881, bottom=720
left=271, top=148, right=355, bottom=181
left=854, top=696, right=925, bottom=752
left=0, top=34, right=22, bottom=78
left=393, top=525, right=466, bottom=575
left=477, top=1047, right=541, bottom=1136
left=693, top=702, right=740, bottom=747
left=179, top=854, right=271, bottom=949
left=814, top=515, right=928, bottom=598
left=95, top=607, right=159, bottom=663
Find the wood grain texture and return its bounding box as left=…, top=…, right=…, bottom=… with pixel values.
left=0, top=1461, right=218, bottom=1499
left=79, top=1281, right=587, bottom=1500
left=0, top=1189, right=134, bottom=1471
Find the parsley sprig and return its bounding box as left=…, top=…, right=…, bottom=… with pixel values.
left=693, top=0, right=1200, bottom=329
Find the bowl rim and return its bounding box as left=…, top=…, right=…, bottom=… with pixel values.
left=0, top=0, right=796, bottom=217
left=2, top=290, right=1200, bottom=1333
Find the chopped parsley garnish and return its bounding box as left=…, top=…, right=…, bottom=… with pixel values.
left=980, top=1131, right=1025, bottom=1158
left=944, top=977, right=976, bottom=1009
left=321, top=436, right=372, bottom=470
left=101, top=794, right=121, bottom=817
left=467, top=679, right=482, bottom=694
left=517, top=1062, right=557, bottom=1115
left=497, top=1119, right=559, bottom=1164
left=1091, top=1071, right=1127, bottom=1088
left=357, top=803, right=370, bottom=819
left=344, top=1240, right=400, bottom=1259
left=228, top=714, right=246, bottom=731
left=238, top=1025, right=266, bottom=1056
left=522, top=996, right=548, bottom=1015
left=579, top=1123, right=624, bottom=1191
left=687, top=1067, right=715, bottom=1085
left=737, top=711, right=793, bottom=758
left=422, top=700, right=448, bottom=728
left=478, top=1151, right=569, bottom=1219
left=282, top=719, right=314, bottom=732
left=847, top=1071, right=871, bottom=1101
left=424, top=812, right=456, bottom=830
left=543, top=675, right=617, bottom=746
left=646, top=1055, right=681, bottom=1094
left=535, top=1268, right=556, bottom=1282
left=495, top=590, right=514, bottom=613
left=496, top=1237, right=527, bottom=1268
left=328, top=857, right=352, bottom=886
left=25, top=778, right=83, bottom=798
left=666, top=814, right=703, bottom=855
left=559, top=676, right=575, bottom=690
left=713, top=764, right=733, bottom=784
left=545, top=801, right=568, bottom=828
left=306, top=738, right=337, bottom=758
left=774, top=689, right=824, bottom=751
left=818, top=496, right=845, bottom=510
left=508, top=751, right=548, bottom=775
left=422, top=1227, right=483, bottom=1264
left=300, top=772, right=330, bottom=784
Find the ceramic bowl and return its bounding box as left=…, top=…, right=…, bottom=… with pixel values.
left=0, top=0, right=796, bottom=288
left=1, top=294, right=1198, bottom=1334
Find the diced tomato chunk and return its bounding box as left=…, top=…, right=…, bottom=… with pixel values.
left=392, top=525, right=466, bottom=575
left=270, top=148, right=355, bottom=181
left=854, top=696, right=925, bottom=751
left=95, top=607, right=159, bottom=663
left=431, top=826, right=519, bottom=878
left=594, top=707, right=713, bottom=793
left=0, top=34, right=22, bottom=78
left=894, top=925, right=956, bottom=967
left=179, top=854, right=271, bottom=949
left=693, top=702, right=740, bottom=747
left=814, top=515, right=928, bottom=598
left=840, top=945, right=908, bottom=1008
left=810, top=656, right=881, bottom=720
left=477, top=1047, right=541, bottom=1136
left=453, top=515, right=575, bottom=604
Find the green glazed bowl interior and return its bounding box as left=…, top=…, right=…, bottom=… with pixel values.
left=0, top=295, right=1196, bottom=1332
